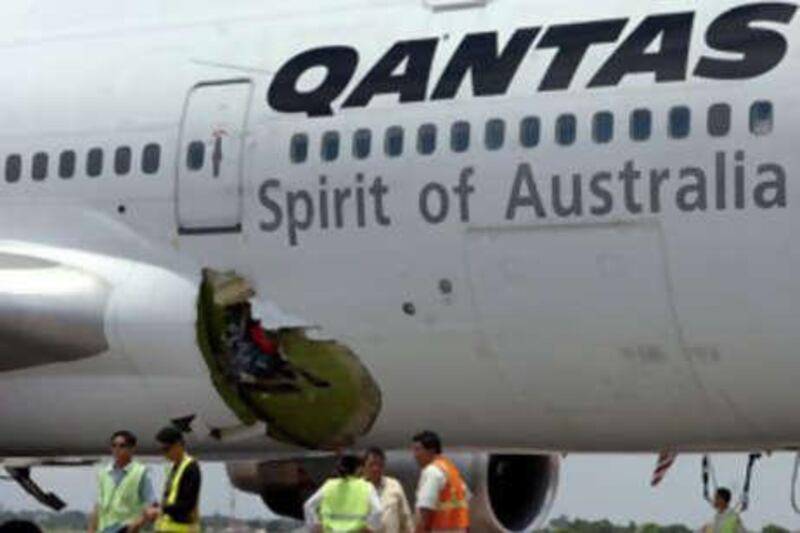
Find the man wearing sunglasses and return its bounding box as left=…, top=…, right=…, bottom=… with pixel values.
left=89, top=430, right=156, bottom=533
left=144, top=426, right=202, bottom=533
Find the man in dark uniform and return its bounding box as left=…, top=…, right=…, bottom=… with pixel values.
left=145, top=426, right=202, bottom=533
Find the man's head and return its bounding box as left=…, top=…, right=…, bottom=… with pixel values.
left=363, top=447, right=386, bottom=484
left=412, top=430, right=442, bottom=468
left=110, top=430, right=137, bottom=466
left=336, top=454, right=363, bottom=478
left=156, top=426, right=185, bottom=463
left=714, top=487, right=732, bottom=512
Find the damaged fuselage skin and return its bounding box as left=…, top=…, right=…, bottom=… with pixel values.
left=2, top=0, right=800, bottom=459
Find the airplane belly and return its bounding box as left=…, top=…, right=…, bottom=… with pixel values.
left=3, top=0, right=800, bottom=457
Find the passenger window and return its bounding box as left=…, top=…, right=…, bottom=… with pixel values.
left=485, top=119, right=505, bottom=151
left=593, top=112, right=614, bottom=144
left=115, top=146, right=132, bottom=175
left=384, top=126, right=404, bottom=157
left=750, top=101, right=773, bottom=136
left=707, top=104, right=731, bottom=137
left=59, top=151, right=76, bottom=179
left=321, top=131, right=340, bottom=162
left=32, top=152, right=48, bottom=181
left=5, top=155, right=21, bottom=183
left=417, top=124, right=437, bottom=155
left=353, top=129, right=372, bottom=160
left=290, top=134, right=308, bottom=164
left=556, top=114, right=577, bottom=146
left=187, top=141, right=205, bottom=170
left=669, top=106, right=691, bottom=139
left=451, top=121, right=470, bottom=153
left=519, top=116, right=540, bottom=148
left=630, top=109, right=652, bottom=141
left=87, top=148, right=103, bottom=177
left=142, top=144, right=161, bottom=174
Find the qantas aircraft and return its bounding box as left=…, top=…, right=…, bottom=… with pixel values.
left=0, top=0, right=798, bottom=530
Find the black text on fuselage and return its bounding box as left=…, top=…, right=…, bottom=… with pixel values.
left=267, top=3, right=798, bottom=117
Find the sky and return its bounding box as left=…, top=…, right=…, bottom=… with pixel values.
left=3, top=453, right=800, bottom=529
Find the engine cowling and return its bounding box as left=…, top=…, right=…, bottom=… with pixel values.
left=227, top=452, right=559, bottom=533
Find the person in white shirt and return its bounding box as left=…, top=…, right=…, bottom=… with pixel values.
left=703, top=488, right=746, bottom=533
left=363, top=447, right=414, bottom=533
left=412, top=431, right=470, bottom=533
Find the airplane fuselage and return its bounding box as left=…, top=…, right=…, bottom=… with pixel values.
left=1, top=0, right=799, bottom=456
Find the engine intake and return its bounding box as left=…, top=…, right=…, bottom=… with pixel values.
left=483, top=455, right=559, bottom=532
left=227, top=452, right=559, bottom=533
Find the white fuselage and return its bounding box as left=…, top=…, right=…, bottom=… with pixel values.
left=1, top=0, right=799, bottom=456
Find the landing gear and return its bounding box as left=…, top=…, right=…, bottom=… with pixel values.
left=790, top=452, right=800, bottom=514
left=3, top=466, right=66, bottom=511
left=701, top=453, right=761, bottom=511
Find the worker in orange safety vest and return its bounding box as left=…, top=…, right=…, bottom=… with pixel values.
left=411, top=431, right=470, bottom=533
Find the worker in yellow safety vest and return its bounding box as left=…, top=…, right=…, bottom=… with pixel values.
left=144, top=426, right=202, bottom=533
left=89, top=430, right=157, bottom=533
left=704, top=487, right=746, bottom=533
left=412, top=431, right=470, bottom=533
left=304, top=454, right=383, bottom=532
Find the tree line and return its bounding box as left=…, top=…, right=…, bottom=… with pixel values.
left=1, top=509, right=794, bottom=533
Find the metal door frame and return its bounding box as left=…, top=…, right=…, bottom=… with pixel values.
left=176, top=78, right=253, bottom=235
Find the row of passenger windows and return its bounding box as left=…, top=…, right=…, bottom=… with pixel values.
left=4, top=144, right=162, bottom=183
left=290, top=101, right=775, bottom=164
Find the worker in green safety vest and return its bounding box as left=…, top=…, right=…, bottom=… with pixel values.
left=88, top=430, right=157, bottom=533
left=704, top=487, right=746, bottom=533
left=304, top=454, right=383, bottom=532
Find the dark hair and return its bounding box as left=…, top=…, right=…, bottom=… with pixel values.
left=155, top=426, right=184, bottom=445
left=716, top=487, right=732, bottom=504
left=0, top=521, right=43, bottom=533
left=412, top=430, right=442, bottom=454
left=365, top=447, right=386, bottom=462
left=336, top=455, right=363, bottom=477
left=110, top=430, right=137, bottom=447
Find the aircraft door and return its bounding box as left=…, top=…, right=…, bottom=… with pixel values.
left=177, top=79, right=253, bottom=234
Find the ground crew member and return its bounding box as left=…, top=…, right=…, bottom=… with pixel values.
left=704, top=488, right=746, bottom=533
left=363, top=447, right=414, bottom=533
left=146, top=426, right=202, bottom=533
left=0, top=521, right=42, bottom=533
left=304, top=454, right=382, bottom=532
left=88, top=430, right=157, bottom=533
left=411, top=431, right=470, bottom=533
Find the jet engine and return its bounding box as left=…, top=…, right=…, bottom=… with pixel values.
left=227, top=452, right=559, bottom=533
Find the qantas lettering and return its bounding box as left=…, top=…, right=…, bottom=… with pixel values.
left=267, top=3, right=797, bottom=117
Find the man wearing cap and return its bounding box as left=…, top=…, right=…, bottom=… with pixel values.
left=145, top=426, right=202, bottom=533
